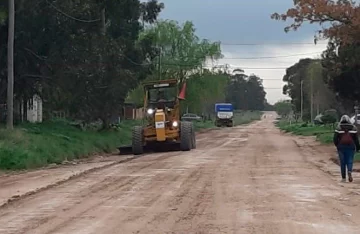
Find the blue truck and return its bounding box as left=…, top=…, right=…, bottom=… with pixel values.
left=214, top=103, right=234, bottom=127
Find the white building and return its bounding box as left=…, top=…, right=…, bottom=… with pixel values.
left=26, top=95, right=43, bottom=123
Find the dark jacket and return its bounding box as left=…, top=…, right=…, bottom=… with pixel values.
left=333, top=123, right=360, bottom=150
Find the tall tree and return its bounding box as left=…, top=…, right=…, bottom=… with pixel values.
left=139, top=20, right=222, bottom=82
left=6, top=0, right=14, bottom=129
left=0, top=0, right=164, bottom=127
left=282, top=58, right=340, bottom=120
left=321, top=42, right=360, bottom=110
left=225, top=70, right=267, bottom=110
left=271, top=0, right=360, bottom=44
left=271, top=0, right=360, bottom=109
left=274, top=100, right=293, bottom=117
left=127, top=20, right=222, bottom=107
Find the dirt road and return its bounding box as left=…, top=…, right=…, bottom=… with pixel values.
left=0, top=112, right=360, bottom=233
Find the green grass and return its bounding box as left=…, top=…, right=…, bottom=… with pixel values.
left=276, top=120, right=334, bottom=144
left=0, top=120, right=140, bottom=170
left=0, top=111, right=262, bottom=171
left=193, top=120, right=214, bottom=130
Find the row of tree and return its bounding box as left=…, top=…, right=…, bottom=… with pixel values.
left=0, top=0, right=164, bottom=128
left=272, top=0, right=360, bottom=120
left=126, top=20, right=269, bottom=117
left=0, top=1, right=269, bottom=128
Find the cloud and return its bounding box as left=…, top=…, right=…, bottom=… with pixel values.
left=157, top=0, right=331, bottom=104
left=211, top=37, right=329, bottom=104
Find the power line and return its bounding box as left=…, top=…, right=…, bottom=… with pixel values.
left=220, top=42, right=328, bottom=45
left=46, top=0, right=100, bottom=23
left=220, top=52, right=323, bottom=59
left=204, top=66, right=289, bottom=70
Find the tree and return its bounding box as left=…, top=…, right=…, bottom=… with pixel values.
left=282, top=58, right=340, bottom=120
left=274, top=100, right=293, bottom=117
left=182, top=73, right=228, bottom=115
left=321, top=41, right=360, bottom=111
left=271, top=0, right=360, bottom=44
left=139, top=20, right=222, bottom=82
left=271, top=1, right=359, bottom=112
left=0, top=0, right=164, bottom=127
left=127, top=19, right=223, bottom=109
left=225, top=71, right=267, bottom=110
left=6, top=0, right=14, bottom=129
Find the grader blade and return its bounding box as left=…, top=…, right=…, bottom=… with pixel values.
left=118, top=145, right=152, bottom=155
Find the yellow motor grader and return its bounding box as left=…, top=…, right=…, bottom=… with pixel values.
left=119, top=79, right=196, bottom=155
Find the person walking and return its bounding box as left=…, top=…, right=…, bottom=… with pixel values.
left=333, top=115, right=360, bottom=182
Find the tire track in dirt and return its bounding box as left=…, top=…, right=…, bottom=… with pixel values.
left=0, top=129, right=225, bottom=234
left=2, top=114, right=360, bottom=233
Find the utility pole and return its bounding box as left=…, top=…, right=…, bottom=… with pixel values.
left=310, top=68, right=314, bottom=123
left=300, top=80, right=303, bottom=121
left=7, top=0, right=15, bottom=129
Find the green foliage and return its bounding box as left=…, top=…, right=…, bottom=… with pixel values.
left=274, top=100, right=292, bottom=117
left=277, top=121, right=333, bottom=144
left=0, top=7, right=6, bottom=25
left=127, top=20, right=223, bottom=108
left=264, top=102, right=275, bottom=111
left=139, top=20, right=222, bottom=82
left=0, top=120, right=141, bottom=170
left=322, top=41, right=360, bottom=108
left=0, top=0, right=164, bottom=127
left=282, top=58, right=340, bottom=120
left=182, top=73, right=228, bottom=114
left=225, top=71, right=267, bottom=110
left=321, top=110, right=337, bottom=124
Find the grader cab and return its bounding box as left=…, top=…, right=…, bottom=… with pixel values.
left=119, top=79, right=196, bottom=155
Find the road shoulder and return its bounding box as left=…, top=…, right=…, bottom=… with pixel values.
left=0, top=155, right=132, bottom=207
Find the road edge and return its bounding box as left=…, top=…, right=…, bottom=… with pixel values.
left=0, top=156, right=136, bottom=209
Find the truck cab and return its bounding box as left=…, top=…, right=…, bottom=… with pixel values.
left=214, top=103, right=234, bottom=127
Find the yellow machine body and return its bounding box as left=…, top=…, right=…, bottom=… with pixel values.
left=142, top=79, right=181, bottom=144
left=120, top=78, right=195, bottom=155
left=154, top=110, right=166, bottom=141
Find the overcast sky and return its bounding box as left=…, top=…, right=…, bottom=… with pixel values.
left=158, top=0, right=328, bottom=104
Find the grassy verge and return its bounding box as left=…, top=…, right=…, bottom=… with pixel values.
left=0, top=111, right=263, bottom=170
left=276, top=120, right=334, bottom=144
left=276, top=120, right=360, bottom=162
left=0, top=120, right=140, bottom=170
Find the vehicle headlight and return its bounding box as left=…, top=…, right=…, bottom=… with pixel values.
left=172, top=121, right=178, bottom=127
left=147, top=108, right=154, bottom=115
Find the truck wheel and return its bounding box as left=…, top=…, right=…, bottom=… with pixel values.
left=180, top=121, right=192, bottom=151
left=191, top=124, right=196, bottom=149
left=132, top=126, right=143, bottom=155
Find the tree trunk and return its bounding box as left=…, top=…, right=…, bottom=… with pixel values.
left=6, top=0, right=15, bottom=129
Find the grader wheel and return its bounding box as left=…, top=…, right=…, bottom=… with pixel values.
left=180, top=121, right=192, bottom=151
left=132, top=126, right=144, bottom=155
left=191, top=124, right=196, bottom=149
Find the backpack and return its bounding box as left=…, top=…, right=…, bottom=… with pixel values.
left=339, top=131, right=354, bottom=145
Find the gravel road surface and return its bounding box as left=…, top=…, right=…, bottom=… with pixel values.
left=0, top=112, right=360, bottom=234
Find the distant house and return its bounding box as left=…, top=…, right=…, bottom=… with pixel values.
left=123, top=102, right=143, bottom=120
left=26, top=95, right=43, bottom=123
left=1, top=94, right=43, bottom=124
